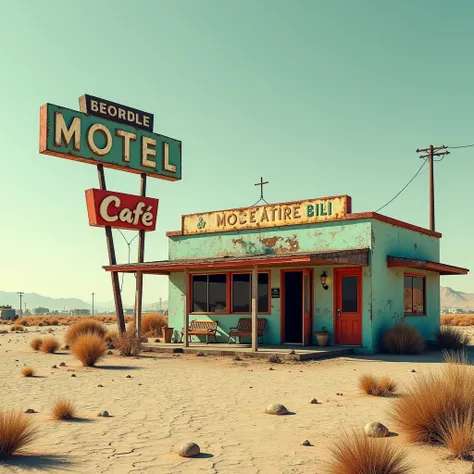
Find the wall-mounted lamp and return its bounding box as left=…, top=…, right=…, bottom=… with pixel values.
left=320, top=271, right=329, bottom=290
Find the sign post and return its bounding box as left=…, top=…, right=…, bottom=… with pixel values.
left=40, top=94, right=182, bottom=336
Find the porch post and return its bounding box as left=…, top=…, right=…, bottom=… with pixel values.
left=134, top=271, right=143, bottom=339
left=251, top=265, right=258, bottom=352
left=183, top=270, right=189, bottom=347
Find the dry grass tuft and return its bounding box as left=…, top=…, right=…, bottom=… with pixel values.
left=437, top=326, right=470, bottom=350
left=51, top=399, right=76, bottom=421
left=382, top=323, right=424, bottom=354
left=268, top=354, right=282, bottom=364
left=40, top=337, right=60, bottom=354
left=17, top=315, right=133, bottom=328
left=72, top=333, right=106, bottom=367
left=141, top=313, right=168, bottom=337
left=0, top=329, right=7, bottom=334
left=441, top=314, right=474, bottom=327
left=10, top=324, right=24, bottom=332
left=65, top=319, right=106, bottom=346
left=391, top=352, right=474, bottom=457
left=0, top=409, right=39, bottom=458
left=30, top=337, right=43, bottom=351
left=359, top=374, right=397, bottom=397
left=328, top=430, right=412, bottom=474
left=21, top=367, right=35, bottom=377
left=104, top=330, right=117, bottom=346
left=113, top=331, right=142, bottom=356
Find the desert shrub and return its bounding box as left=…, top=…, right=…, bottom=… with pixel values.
left=437, top=326, right=470, bottom=350
left=40, top=337, right=60, bottom=354
left=438, top=411, right=474, bottom=459
left=72, top=333, right=106, bottom=367
left=104, top=330, right=117, bottom=346
left=359, top=374, right=397, bottom=397
left=113, top=331, right=142, bottom=356
left=391, top=352, right=474, bottom=453
left=328, top=430, right=412, bottom=474
left=52, top=399, right=76, bottom=421
left=65, top=319, right=106, bottom=345
left=141, top=313, right=168, bottom=337
left=441, top=314, right=474, bottom=327
left=0, top=409, right=39, bottom=458
left=0, top=329, right=8, bottom=335
left=30, top=337, right=42, bottom=351
left=268, top=354, right=282, bottom=364
left=21, top=367, right=35, bottom=377
left=10, top=324, right=24, bottom=332
left=381, top=323, right=424, bottom=355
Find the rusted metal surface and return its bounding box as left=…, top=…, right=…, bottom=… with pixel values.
left=182, top=195, right=352, bottom=235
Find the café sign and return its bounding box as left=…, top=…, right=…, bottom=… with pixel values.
left=40, top=102, right=181, bottom=180
left=182, top=195, right=352, bottom=235
left=85, top=189, right=159, bottom=231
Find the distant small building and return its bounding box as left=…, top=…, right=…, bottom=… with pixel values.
left=70, top=309, right=90, bottom=316
left=0, top=306, right=17, bottom=320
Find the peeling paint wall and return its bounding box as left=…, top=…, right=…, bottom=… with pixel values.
left=370, top=220, right=440, bottom=347
left=169, top=220, right=373, bottom=260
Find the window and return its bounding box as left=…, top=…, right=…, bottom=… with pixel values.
left=231, top=273, right=269, bottom=313
left=191, top=274, right=227, bottom=313
left=404, top=275, right=425, bottom=315
left=341, top=275, right=358, bottom=312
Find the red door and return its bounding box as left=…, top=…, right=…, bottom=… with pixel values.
left=302, top=270, right=312, bottom=346
left=334, top=268, right=362, bottom=345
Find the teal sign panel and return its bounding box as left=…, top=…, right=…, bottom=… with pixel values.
left=40, top=103, right=182, bottom=181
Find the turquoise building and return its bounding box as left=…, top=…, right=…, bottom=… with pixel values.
left=107, top=195, right=468, bottom=353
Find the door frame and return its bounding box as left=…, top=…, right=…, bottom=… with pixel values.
left=280, top=268, right=314, bottom=345
left=333, top=267, right=363, bottom=345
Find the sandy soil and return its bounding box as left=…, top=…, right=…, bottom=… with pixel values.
left=0, top=326, right=472, bottom=474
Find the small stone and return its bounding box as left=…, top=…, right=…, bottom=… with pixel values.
left=126, top=375, right=131, bottom=378
left=179, top=442, right=200, bottom=458
left=301, top=440, right=311, bottom=446
left=138, top=383, right=142, bottom=386
left=269, top=367, right=275, bottom=371
left=107, top=350, right=113, bottom=355
left=97, top=384, right=103, bottom=388
left=98, top=411, right=110, bottom=417
left=310, top=398, right=318, bottom=404
left=411, top=369, right=416, bottom=373
left=288, top=349, right=296, bottom=355
left=265, top=404, right=290, bottom=416
left=364, top=422, right=389, bottom=438
left=51, top=364, right=57, bottom=369
left=59, top=362, right=66, bottom=367
left=196, top=352, right=205, bottom=357
left=71, top=374, right=76, bottom=377
left=24, top=408, right=35, bottom=414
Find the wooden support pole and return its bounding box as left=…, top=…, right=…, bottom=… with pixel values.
left=183, top=270, right=189, bottom=347
left=134, top=173, right=147, bottom=339
left=97, top=164, right=126, bottom=334
left=251, top=265, right=258, bottom=352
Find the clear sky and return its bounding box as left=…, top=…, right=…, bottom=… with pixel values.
left=1, top=0, right=473, bottom=308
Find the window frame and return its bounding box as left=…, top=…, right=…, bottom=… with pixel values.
left=230, top=271, right=271, bottom=315
left=189, top=271, right=271, bottom=315
left=403, top=272, right=426, bottom=317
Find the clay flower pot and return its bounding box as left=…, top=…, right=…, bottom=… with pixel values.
left=315, top=331, right=329, bottom=347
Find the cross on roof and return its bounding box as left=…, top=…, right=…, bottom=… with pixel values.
left=254, top=177, right=269, bottom=204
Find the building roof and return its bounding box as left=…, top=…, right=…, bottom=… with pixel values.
left=387, top=256, right=469, bottom=275
left=104, top=248, right=370, bottom=275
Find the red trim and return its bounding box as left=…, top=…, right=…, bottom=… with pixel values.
left=280, top=270, right=285, bottom=344
left=403, top=273, right=426, bottom=317
left=166, top=211, right=442, bottom=239
left=333, top=267, right=363, bottom=345
left=387, top=257, right=468, bottom=275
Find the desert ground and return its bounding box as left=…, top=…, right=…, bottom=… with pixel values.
left=0, top=324, right=473, bottom=474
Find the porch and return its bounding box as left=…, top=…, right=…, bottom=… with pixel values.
left=143, top=341, right=355, bottom=361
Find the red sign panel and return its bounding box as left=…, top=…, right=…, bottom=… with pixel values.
left=85, top=189, right=158, bottom=231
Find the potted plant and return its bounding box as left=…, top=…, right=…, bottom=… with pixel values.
left=315, top=326, right=330, bottom=347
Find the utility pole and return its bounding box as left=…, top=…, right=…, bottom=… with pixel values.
left=159, top=297, right=162, bottom=313
left=17, top=292, right=24, bottom=319
left=91, top=292, right=95, bottom=317
left=416, top=145, right=449, bottom=231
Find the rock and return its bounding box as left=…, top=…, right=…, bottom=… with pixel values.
left=310, top=398, right=318, bottom=404
left=411, top=369, right=416, bottom=373
left=126, top=375, right=132, bottom=378
left=107, top=350, right=113, bottom=355
left=196, top=352, right=205, bottom=357
left=24, top=408, right=36, bottom=414
left=64, top=345, right=70, bottom=350
left=51, top=364, right=57, bottom=369
left=138, top=383, right=142, bottom=386
left=269, top=367, right=275, bottom=371
left=364, top=422, right=389, bottom=438
left=97, top=384, right=103, bottom=388
left=265, top=404, right=290, bottom=416
left=59, top=362, right=66, bottom=367
left=179, top=442, right=200, bottom=458
left=288, top=349, right=296, bottom=355
left=301, top=440, right=311, bottom=446
left=98, top=411, right=110, bottom=417
left=71, top=374, right=76, bottom=377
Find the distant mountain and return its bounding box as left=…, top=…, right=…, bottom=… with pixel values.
left=440, top=287, right=474, bottom=311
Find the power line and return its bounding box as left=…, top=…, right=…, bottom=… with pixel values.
left=375, top=160, right=428, bottom=213
left=447, top=143, right=474, bottom=149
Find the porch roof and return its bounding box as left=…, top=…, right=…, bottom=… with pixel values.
left=103, top=248, right=370, bottom=275
left=387, top=256, right=469, bottom=275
